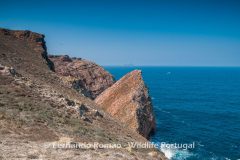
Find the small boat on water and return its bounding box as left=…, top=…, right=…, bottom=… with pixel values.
left=167, top=72, right=171, bottom=74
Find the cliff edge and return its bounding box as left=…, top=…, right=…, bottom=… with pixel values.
left=48, top=55, right=116, bottom=99
left=95, top=70, right=156, bottom=139
left=0, top=28, right=54, bottom=71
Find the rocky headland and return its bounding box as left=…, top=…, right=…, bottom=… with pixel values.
left=95, top=70, right=156, bottom=140
left=48, top=55, right=116, bottom=99
left=0, top=28, right=54, bottom=71
left=0, top=28, right=168, bottom=160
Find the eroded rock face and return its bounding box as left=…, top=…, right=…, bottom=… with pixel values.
left=48, top=55, right=116, bottom=99
left=60, top=76, right=92, bottom=99
left=0, top=28, right=54, bottom=71
left=95, top=70, right=156, bottom=139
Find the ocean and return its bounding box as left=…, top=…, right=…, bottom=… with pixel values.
left=103, top=66, right=240, bottom=160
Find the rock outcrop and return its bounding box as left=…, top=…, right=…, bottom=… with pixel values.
left=60, top=76, right=92, bottom=99
left=95, top=70, right=156, bottom=139
left=0, top=66, right=22, bottom=77
left=0, top=28, right=54, bottom=71
left=48, top=55, right=116, bottom=99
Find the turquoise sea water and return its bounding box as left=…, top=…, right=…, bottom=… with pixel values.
left=104, top=66, right=240, bottom=160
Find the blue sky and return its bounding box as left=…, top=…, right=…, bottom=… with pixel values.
left=1, top=0, right=240, bottom=66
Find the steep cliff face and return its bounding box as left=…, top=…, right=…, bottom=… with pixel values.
left=0, top=28, right=54, bottom=71
left=48, top=55, right=116, bottom=99
left=95, top=70, right=156, bottom=139
left=0, top=28, right=168, bottom=160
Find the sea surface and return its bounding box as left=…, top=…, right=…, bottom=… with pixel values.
left=103, top=66, right=240, bottom=160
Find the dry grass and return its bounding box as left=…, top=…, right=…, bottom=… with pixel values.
left=0, top=31, right=168, bottom=159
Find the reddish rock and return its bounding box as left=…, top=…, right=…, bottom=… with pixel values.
left=95, top=70, right=156, bottom=139
left=48, top=55, right=116, bottom=99
left=59, top=55, right=72, bottom=62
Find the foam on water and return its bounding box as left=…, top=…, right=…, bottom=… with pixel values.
left=161, top=148, right=176, bottom=159
left=152, top=142, right=194, bottom=160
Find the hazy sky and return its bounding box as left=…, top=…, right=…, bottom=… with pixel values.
left=1, top=0, right=240, bottom=66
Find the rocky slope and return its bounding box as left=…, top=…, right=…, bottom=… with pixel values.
left=95, top=70, right=157, bottom=140
left=48, top=55, right=116, bottom=99
left=0, top=28, right=168, bottom=160
left=0, top=28, right=54, bottom=71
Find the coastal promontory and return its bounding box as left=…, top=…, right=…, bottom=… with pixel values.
left=95, top=70, right=157, bottom=139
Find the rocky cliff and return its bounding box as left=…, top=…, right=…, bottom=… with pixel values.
left=0, top=28, right=168, bottom=159
left=95, top=70, right=157, bottom=139
left=0, top=28, right=54, bottom=71
left=48, top=55, right=116, bottom=99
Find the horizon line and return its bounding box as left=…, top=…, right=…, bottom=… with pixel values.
left=101, top=65, right=240, bottom=67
